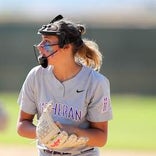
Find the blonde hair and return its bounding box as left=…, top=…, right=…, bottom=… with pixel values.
left=74, top=39, right=102, bottom=71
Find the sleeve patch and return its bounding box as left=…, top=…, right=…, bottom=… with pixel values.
left=102, top=97, right=111, bottom=113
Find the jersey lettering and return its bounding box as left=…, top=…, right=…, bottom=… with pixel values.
left=40, top=102, right=82, bottom=121
left=52, top=103, right=82, bottom=121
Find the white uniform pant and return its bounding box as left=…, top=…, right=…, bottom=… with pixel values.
left=39, top=148, right=100, bottom=156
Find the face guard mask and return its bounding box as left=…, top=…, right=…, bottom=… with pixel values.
left=33, top=41, right=59, bottom=68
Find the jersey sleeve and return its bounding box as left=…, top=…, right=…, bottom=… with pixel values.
left=17, top=68, right=37, bottom=115
left=86, top=76, right=113, bottom=122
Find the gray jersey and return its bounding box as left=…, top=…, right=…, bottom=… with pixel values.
left=18, top=65, right=113, bottom=155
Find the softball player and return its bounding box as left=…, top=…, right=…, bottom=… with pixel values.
left=17, top=15, right=113, bottom=156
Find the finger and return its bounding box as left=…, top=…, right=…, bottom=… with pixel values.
left=55, top=121, right=63, bottom=129
left=48, top=131, right=68, bottom=148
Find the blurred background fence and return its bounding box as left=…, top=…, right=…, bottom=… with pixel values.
left=0, top=24, right=156, bottom=94
left=0, top=0, right=156, bottom=95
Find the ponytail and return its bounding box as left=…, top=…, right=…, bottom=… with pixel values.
left=48, top=18, right=103, bottom=71
left=74, top=39, right=102, bottom=71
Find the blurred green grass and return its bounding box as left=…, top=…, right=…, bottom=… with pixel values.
left=0, top=92, right=156, bottom=150
left=105, top=94, right=156, bottom=151
left=0, top=92, right=35, bottom=145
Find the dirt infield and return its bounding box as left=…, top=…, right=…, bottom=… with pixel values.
left=0, top=145, right=156, bottom=156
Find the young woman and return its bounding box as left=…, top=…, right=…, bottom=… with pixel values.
left=17, top=15, right=113, bottom=156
